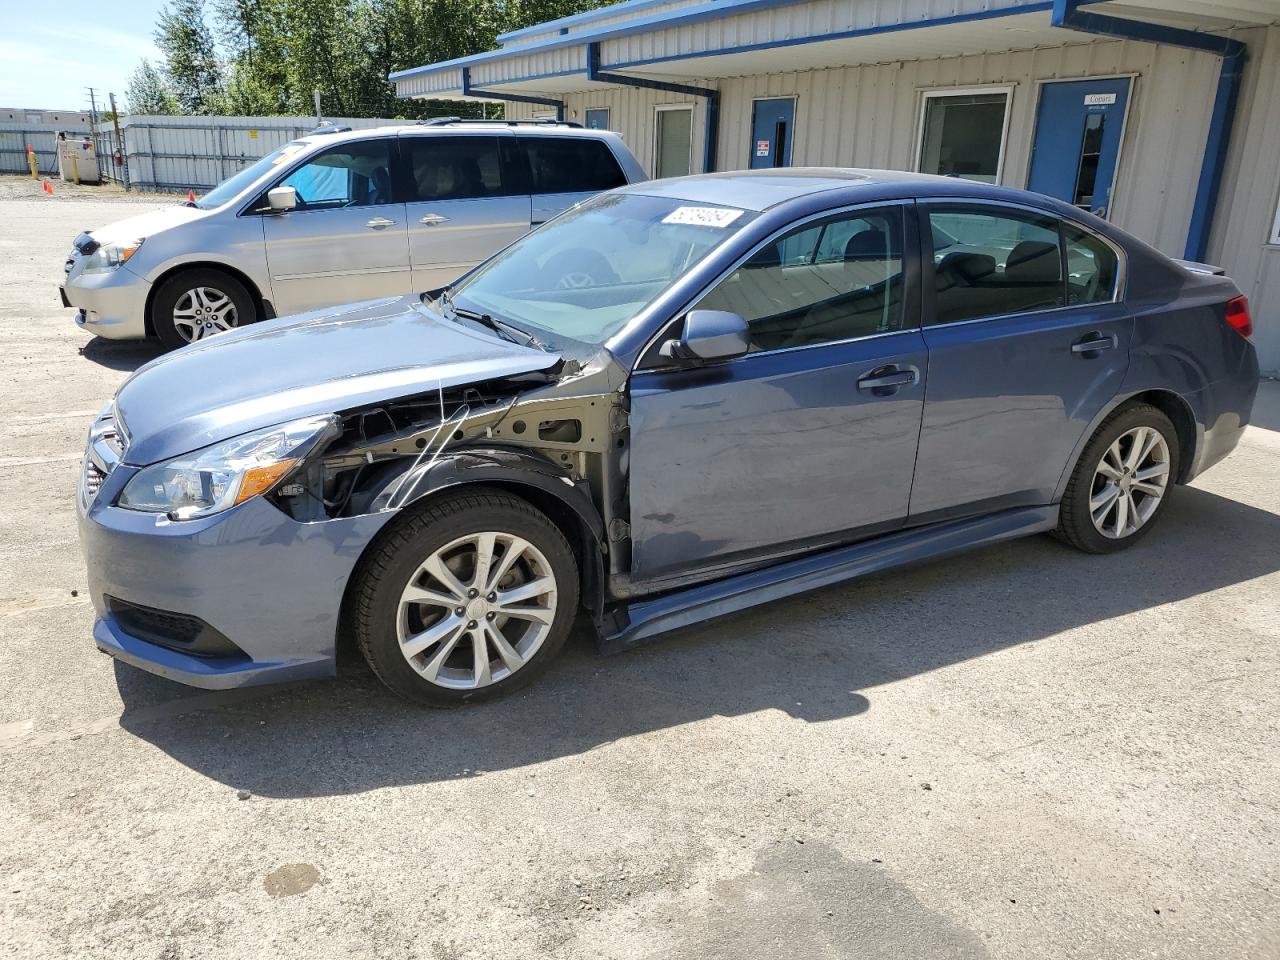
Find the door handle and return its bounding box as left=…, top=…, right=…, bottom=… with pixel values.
left=1071, top=333, right=1116, bottom=354
left=857, top=366, right=918, bottom=393
left=365, top=217, right=397, bottom=229
left=418, top=213, right=450, bottom=225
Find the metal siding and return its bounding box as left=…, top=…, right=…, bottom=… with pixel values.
left=0, top=121, right=91, bottom=175
left=1208, top=25, right=1280, bottom=375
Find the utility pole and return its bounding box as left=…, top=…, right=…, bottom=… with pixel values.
left=108, top=92, right=128, bottom=191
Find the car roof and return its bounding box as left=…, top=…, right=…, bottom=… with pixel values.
left=617, top=167, right=1046, bottom=212
left=293, top=122, right=617, bottom=149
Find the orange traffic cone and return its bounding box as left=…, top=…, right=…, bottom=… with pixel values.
left=188, top=189, right=196, bottom=202
left=43, top=181, right=52, bottom=195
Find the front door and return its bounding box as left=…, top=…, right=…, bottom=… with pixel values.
left=400, top=133, right=531, bottom=292
left=627, top=204, right=924, bottom=582
left=749, top=97, right=796, bottom=169
left=909, top=203, right=1131, bottom=523
left=654, top=106, right=693, bottom=179
left=262, top=138, right=410, bottom=315
left=1027, top=78, right=1131, bottom=219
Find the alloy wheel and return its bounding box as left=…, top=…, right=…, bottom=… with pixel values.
left=1088, top=425, right=1171, bottom=539
left=396, top=532, right=559, bottom=689
left=172, top=286, right=238, bottom=342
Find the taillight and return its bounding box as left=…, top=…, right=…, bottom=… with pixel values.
left=1225, top=295, right=1252, bottom=339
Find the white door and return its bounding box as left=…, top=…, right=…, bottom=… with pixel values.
left=654, top=105, right=693, bottom=179
left=401, top=133, right=532, bottom=291
left=262, top=138, right=410, bottom=315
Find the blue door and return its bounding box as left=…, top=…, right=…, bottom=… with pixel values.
left=909, top=203, right=1131, bottom=524
left=1028, top=78, right=1131, bottom=218
left=627, top=205, right=924, bottom=582
left=749, top=97, right=795, bottom=169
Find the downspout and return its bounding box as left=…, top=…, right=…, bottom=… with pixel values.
left=462, top=67, right=567, bottom=122
left=587, top=42, right=719, bottom=173
left=1051, top=0, right=1246, bottom=262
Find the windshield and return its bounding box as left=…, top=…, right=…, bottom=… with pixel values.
left=450, top=192, right=756, bottom=346
left=196, top=141, right=312, bottom=209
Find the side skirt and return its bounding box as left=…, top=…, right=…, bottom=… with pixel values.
left=597, top=505, right=1059, bottom=655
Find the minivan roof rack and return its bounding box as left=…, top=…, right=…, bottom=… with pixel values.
left=416, top=117, right=584, bottom=128
left=309, top=122, right=352, bottom=135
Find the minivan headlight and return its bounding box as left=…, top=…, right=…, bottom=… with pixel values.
left=118, top=415, right=336, bottom=520
left=82, top=238, right=145, bottom=274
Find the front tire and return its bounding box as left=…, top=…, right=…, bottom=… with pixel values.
left=1056, top=402, right=1180, bottom=554
left=151, top=268, right=255, bottom=350
left=351, top=488, right=580, bottom=707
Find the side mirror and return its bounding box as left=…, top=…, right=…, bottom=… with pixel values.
left=266, top=186, right=297, bottom=212
left=659, top=310, right=749, bottom=365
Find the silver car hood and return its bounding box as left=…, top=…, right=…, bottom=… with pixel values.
left=88, top=204, right=210, bottom=245
left=114, top=295, right=561, bottom=465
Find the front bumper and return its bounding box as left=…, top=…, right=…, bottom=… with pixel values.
left=79, top=464, right=395, bottom=689
left=63, top=263, right=150, bottom=340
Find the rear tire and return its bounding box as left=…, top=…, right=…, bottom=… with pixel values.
left=1055, top=402, right=1180, bottom=554
left=151, top=268, right=255, bottom=350
left=351, top=488, right=579, bottom=707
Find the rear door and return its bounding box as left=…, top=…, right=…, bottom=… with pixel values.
left=519, top=134, right=630, bottom=226
left=401, top=133, right=531, bottom=291
left=261, top=138, right=410, bottom=315
left=627, top=203, right=926, bottom=581
left=909, top=202, right=1130, bottom=523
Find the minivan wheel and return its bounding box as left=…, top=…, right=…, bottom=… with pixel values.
left=151, top=268, right=255, bottom=350
left=351, top=488, right=579, bottom=707
left=1055, top=403, right=1180, bottom=554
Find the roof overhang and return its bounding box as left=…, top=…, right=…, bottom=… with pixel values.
left=392, top=0, right=1274, bottom=102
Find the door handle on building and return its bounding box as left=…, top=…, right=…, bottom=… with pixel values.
left=419, top=213, right=450, bottom=225
left=365, top=217, right=397, bottom=229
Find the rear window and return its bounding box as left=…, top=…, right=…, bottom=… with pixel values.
left=520, top=136, right=627, bottom=195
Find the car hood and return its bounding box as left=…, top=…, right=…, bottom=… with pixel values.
left=114, top=295, right=562, bottom=465
left=88, top=204, right=209, bottom=245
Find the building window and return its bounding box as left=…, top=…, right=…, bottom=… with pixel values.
left=916, top=87, right=1013, bottom=184
left=654, top=105, right=693, bottom=179
left=585, top=108, right=610, bottom=130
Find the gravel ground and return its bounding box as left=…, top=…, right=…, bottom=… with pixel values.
left=1, top=184, right=1278, bottom=960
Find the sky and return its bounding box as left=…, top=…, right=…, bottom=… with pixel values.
left=0, top=0, right=167, bottom=111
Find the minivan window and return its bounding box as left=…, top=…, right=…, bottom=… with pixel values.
left=200, top=141, right=309, bottom=209
left=520, top=136, right=627, bottom=194
left=699, top=208, right=906, bottom=351
left=403, top=135, right=513, bottom=202
left=928, top=207, right=1064, bottom=324
left=278, top=140, right=394, bottom=209
left=450, top=192, right=755, bottom=346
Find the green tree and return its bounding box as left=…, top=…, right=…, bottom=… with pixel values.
left=124, top=60, right=178, bottom=115
left=155, top=0, right=223, bottom=113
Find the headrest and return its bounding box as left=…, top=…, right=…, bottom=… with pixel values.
left=937, top=252, right=997, bottom=284
left=844, top=228, right=888, bottom=260
left=1004, top=240, right=1059, bottom=284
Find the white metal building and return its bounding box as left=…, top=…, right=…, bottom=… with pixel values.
left=391, top=0, right=1280, bottom=374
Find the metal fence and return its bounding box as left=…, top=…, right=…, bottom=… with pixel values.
left=0, top=122, right=92, bottom=175
left=92, top=115, right=403, bottom=193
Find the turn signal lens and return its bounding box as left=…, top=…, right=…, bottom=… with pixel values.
left=1225, top=295, right=1252, bottom=339
left=234, top=460, right=298, bottom=505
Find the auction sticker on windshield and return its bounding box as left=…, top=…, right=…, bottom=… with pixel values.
left=661, top=206, right=744, bottom=228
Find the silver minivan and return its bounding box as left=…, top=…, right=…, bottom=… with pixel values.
left=61, top=119, right=647, bottom=349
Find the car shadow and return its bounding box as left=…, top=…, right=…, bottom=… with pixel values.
left=79, top=336, right=165, bottom=371
left=114, top=485, right=1280, bottom=798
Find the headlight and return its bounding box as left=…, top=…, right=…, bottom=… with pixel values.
left=118, top=415, right=335, bottom=520
left=82, top=238, right=145, bottom=274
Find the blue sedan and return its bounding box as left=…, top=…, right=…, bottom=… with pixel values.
left=79, top=169, right=1260, bottom=705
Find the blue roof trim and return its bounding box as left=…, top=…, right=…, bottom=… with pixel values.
left=389, top=0, right=1052, bottom=82
left=496, top=0, right=682, bottom=45
left=604, top=1, right=1055, bottom=71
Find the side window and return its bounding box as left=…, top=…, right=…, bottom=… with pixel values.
left=520, top=137, right=627, bottom=195
left=278, top=140, right=394, bottom=209
left=1063, top=224, right=1119, bottom=304
left=927, top=207, right=1063, bottom=324
left=698, top=208, right=907, bottom=352
left=403, top=136, right=511, bottom=202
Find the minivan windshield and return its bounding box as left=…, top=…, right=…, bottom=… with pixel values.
left=449, top=192, right=756, bottom=346
left=195, top=141, right=312, bottom=209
